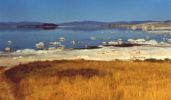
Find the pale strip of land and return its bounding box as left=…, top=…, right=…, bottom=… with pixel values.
left=1, top=46, right=171, bottom=67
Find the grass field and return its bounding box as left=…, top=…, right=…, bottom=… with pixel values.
left=0, top=60, right=171, bottom=100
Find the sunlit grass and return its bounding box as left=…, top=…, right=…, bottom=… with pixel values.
left=3, top=60, right=171, bottom=100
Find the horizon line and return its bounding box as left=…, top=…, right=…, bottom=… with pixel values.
left=0, top=19, right=171, bottom=24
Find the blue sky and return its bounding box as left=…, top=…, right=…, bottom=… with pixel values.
left=0, top=0, right=171, bottom=23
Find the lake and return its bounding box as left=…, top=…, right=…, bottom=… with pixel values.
left=0, top=28, right=170, bottom=51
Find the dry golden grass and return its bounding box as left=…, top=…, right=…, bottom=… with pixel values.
left=2, top=60, right=171, bottom=100
left=0, top=66, right=15, bottom=100
left=0, top=67, right=7, bottom=99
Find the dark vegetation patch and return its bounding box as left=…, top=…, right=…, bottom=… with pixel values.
left=73, top=46, right=102, bottom=50
left=5, top=60, right=105, bottom=83
left=0, top=67, right=5, bottom=71
left=0, top=67, right=6, bottom=73
left=5, top=61, right=52, bottom=83
left=56, top=68, right=101, bottom=78
left=144, top=58, right=171, bottom=62
left=52, top=59, right=87, bottom=64
left=114, top=43, right=142, bottom=47
left=103, top=43, right=142, bottom=47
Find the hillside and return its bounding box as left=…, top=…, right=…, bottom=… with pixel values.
left=0, top=22, right=58, bottom=30
left=108, top=21, right=171, bottom=31
left=0, top=20, right=171, bottom=31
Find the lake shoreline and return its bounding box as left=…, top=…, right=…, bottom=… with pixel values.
left=1, top=45, right=171, bottom=67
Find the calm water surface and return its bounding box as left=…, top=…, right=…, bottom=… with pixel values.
left=0, top=29, right=170, bottom=51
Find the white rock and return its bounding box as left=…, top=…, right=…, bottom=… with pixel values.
left=35, top=42, right=45, bottom=49
left=4, top=47, right=11, bottom=52
left=167, top=39, right=171, bottom=44
left=58, top=37, right=65, bottom=42
left=90, top=36, right=96, bottom=40
left=49, top=42, right=61, bottom=46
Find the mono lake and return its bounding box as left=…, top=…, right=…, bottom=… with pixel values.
left=0, top=28, right=171, bottom=51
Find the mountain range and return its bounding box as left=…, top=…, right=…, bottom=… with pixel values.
left=0, top=20, right=171, bottom=31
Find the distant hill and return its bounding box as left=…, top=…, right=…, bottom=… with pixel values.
left=59, top=21, right=108, bottom=27
left=59, top=20, right=171, bottom=26
left=58, top=20, right=171, bottom=31
left=0, top=22, right=58, bottom=30
left=0, top=20, right=170, bottom=31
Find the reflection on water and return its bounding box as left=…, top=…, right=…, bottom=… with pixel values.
left=0, top=28, right=171, bottom=51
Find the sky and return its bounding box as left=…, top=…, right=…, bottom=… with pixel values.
left=0, top=0, right=171, bottom=23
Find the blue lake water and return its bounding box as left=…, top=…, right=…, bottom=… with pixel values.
left=0, top=29, right=171, bottom=51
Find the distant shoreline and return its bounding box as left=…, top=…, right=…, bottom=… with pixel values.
left=0, top=20, right=171, bottom=31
